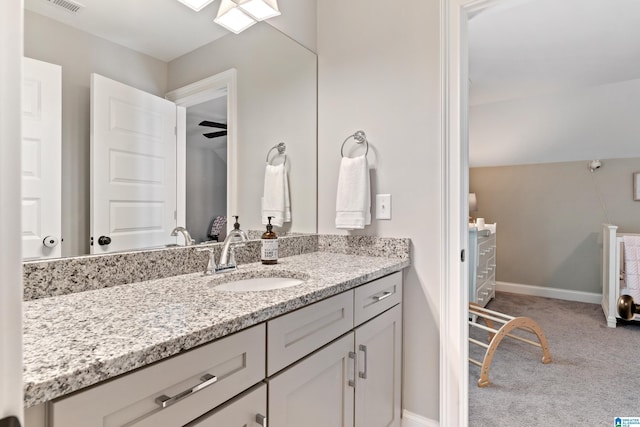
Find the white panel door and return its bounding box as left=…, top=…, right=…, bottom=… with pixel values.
left=22, top=57, right=62, bottom=260
left=91, top=74, right=177, bottom=254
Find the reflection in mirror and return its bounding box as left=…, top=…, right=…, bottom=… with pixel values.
left=23, top=7, right=317, bottom=259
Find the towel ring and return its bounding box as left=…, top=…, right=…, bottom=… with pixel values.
left=341, top=130, right=369, bottom=158
left=266, top=142, right=287, bottom=165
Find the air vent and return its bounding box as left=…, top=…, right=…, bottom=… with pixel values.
left=46, top=0, right=84, bottom=14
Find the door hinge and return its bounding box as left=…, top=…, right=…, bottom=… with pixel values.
left=174, top=210, right=177, bottom=220
left=174, top=126, right=177, bottom=136
left=461, top=249, right=466, bottom=262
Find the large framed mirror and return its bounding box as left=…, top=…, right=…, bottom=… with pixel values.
left=22, top=0, right=317, bottom=259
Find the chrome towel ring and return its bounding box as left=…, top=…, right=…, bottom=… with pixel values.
left=341, top=130, right=369, bottom=158
left=266, top=142, right=287, bottom=165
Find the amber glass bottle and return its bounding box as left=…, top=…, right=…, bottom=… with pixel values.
left=261, top=216, right=278, bottom=265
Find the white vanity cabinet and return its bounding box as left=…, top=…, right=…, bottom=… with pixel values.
left=50, top=324, right=266, bottom=427
left=26, top=270, right=404, bottom=427
left=268, top=271, right=403, bottom=427
left=186, top=383, right=267, bottom=427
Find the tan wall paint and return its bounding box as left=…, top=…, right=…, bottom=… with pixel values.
left=317, top=0, right=441, bottom=420
left=470, top=158, right=640, bottom=294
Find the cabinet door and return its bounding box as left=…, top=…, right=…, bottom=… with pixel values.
left=269, top=332, right=355, bottom=427
left=187, top=383, right=266, bottom=427
left=354, top=305, right=402, bottom=427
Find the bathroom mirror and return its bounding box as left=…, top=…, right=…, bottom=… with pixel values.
left=23, top=5, right=317, bottom=259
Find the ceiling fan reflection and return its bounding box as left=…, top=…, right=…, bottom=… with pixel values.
left=199, top=120, right=228, bottom=139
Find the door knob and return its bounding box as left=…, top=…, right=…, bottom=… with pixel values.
left=98, top=236, right=112, bottom=246
left=42, top=236, right=59, bottom=248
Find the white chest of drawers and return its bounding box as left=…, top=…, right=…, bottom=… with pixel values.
left=469, top=228, right=497, bottom=307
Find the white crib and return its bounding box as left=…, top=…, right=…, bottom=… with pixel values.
left=602, top=224, right=640, bottom=328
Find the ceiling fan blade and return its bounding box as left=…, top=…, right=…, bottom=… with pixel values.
left=199, top=120, right=228, bottom=129
left=203, top=131, right=228, bottom=139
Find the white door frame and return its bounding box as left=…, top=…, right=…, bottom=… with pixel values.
left=440, top=0, right=508, bottom=425
left=165, top=69, right=238, bottom=234
left=0, top=0, right=24, bottom=424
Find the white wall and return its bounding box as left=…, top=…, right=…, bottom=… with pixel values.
left=317, top=0, right=441, bottom=421
left=168, top=23, right=317, bottom=235
left=24, top=11, right=168, bottom=256
left=0, top=0, right=24, bottom=421
left=470, top=78, right=640, bottom=167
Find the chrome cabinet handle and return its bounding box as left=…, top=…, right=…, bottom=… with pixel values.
left=155, top=373, right=217, bottom=408
left=256, top=414, right=267, bottom=427
left=348, top=351, right=357, bottom=387
left=373, top=291, right=393, bottom=302
left=358, top=344, right=368, bottom=379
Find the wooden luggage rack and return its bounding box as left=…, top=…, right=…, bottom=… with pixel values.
left=468, top=302, right=552, bottom=387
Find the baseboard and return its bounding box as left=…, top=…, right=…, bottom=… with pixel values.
left=402, top=410, right=439, bottom=427
left=496, top=281, right=601, bottom=304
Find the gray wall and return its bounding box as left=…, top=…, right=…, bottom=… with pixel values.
left=317, top=0, right=441, bottom=421
left=24, top=11, right=168, bottom=256
left=470, top=157, right=640, bottom=294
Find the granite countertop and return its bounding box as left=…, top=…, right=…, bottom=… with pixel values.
left=24, top=251, right=409, bottom=407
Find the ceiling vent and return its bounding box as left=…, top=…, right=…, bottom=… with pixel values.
left=46, top=0, right=84, bottom=14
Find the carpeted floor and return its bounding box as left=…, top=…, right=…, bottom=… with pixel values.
left=469, top=292, right=640, bottom=426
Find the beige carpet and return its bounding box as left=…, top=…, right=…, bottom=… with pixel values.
left=469, top=292, right=640, bottom=426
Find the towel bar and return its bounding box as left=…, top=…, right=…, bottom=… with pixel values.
left=341, top=130, right=369, bottom=158
left=266, top=142, right=286, bottom=165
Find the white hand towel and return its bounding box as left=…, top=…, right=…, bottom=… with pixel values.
left=262, top=163, right=291, bottom=227
left=335, top=155, right=371, bottom=229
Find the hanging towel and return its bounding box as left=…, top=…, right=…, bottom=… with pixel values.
left=262, top=163, right=291, bottom=227
left=335, top=155, right=371, bottom=229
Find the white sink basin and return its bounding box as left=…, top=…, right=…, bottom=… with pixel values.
left=213, top=277, right=305, bottom=292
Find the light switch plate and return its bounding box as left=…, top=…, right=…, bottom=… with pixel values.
left=376, top=194, right=391, bottom=220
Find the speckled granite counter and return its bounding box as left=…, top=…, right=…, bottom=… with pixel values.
left=24, top=251, right=409, bottom=407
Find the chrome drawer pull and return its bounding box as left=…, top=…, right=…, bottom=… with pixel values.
left=358, top=344, right=368, bottom=379
left=373, top=291, right=393, bottom=302
left=256, top=413, right=267, bottom=427
left=155, top=373, right=217, bottom=408
left=348, top=351, right=357, bottom=387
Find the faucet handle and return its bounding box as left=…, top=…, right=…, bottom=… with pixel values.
left=197, top=248, right=217, bottom=275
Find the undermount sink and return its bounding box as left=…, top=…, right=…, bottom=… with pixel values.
left=213, top=277, right=305, bottom=292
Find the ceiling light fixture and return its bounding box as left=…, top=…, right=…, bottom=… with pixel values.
left=214, top=0, right=280, bottom=34
left=238, top=0, right=281, bottom=21
left=177, top=0, right=216, bottom=12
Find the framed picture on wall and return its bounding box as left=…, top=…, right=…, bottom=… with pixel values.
left=635, top=172, right=640, bottom=201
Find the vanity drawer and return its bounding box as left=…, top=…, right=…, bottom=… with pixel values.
left=267, top=290, right=354, bottom=376
left=354, top=271, right=402, bottom=327
left=51, top=324, right=266, bottom=427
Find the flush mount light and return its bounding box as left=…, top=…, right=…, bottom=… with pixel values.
left=176, top=0, right=216, bottom=12
left=214, top=0, right=257, bottom=34
left=237, top=0, right=281, bottom=21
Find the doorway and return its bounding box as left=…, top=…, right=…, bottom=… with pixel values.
left=166, top=69, right=238, bottom=239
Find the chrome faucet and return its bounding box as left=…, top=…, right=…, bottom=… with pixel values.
left=216, top=216, right=249, bottom=273
left=171, top=226, right=195, bottom=246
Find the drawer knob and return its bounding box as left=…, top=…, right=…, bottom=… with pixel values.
left=155, top=373, right=217, bottom=409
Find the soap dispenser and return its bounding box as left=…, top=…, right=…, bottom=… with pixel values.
left=261, top=216, right=278, bottom=265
